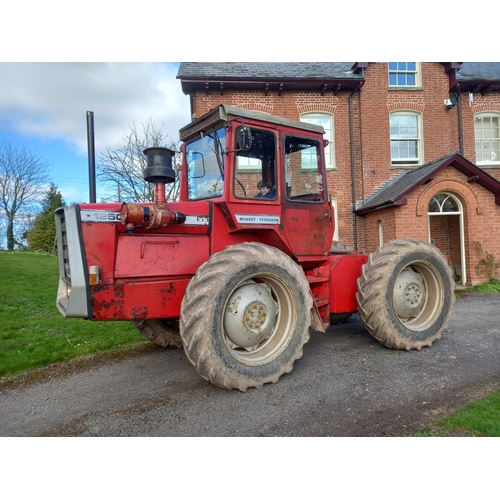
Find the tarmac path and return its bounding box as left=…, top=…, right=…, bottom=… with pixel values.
left=1, top=290, right=500, bottom=437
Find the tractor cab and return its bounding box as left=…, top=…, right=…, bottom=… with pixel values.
left=179, top=105, right=335, bottom=258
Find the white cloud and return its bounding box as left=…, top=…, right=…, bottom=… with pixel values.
left=0, top=62, right=191, bottom=154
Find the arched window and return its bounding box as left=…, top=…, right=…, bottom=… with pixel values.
left=378, top=221, right=384, bottom=246
left=428, top=193, right=460, bottom=213
left=390, top=111, right=423, bottom=166
left=300, top=112, right=335, bottom=170
left=474, top=112, right=500, bottom=166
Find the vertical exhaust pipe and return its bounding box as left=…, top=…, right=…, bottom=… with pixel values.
left=87, top=111, right=96, bottom=203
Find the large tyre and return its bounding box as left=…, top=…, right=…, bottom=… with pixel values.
left=180, top=242, right=312, bottom=391
left=133, top=319, right=183, bottom=348
left=356, top=238, right=455, bottom=350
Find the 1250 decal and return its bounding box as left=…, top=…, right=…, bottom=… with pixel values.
left=81, top=210, right=122, bottom=223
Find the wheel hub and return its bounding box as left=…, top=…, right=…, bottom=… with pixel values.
left=244, top=302, right=267, bottom=330
left=224, top=281, right=278, bottom=350
left=393, top=268, right=425, bottom=320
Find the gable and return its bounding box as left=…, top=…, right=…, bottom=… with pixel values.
left=355, top=153, right=500, bottom=214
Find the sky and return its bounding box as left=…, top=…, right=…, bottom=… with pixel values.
left=0, top=62, right=191, bottom=204
left=0, top=2, right=473, bottom=208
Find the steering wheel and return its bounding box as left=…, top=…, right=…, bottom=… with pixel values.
left=235, top=178, right=247, bottom=197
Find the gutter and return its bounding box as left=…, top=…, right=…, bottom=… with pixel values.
left=456, top=83, right=464, bottom=155
left=349, top=81, right=364, bottom=250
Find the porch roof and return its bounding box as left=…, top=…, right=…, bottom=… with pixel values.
left=355, top=153, right=500, bottom=215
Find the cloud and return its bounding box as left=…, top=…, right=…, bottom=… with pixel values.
left=0, top=62, right=191, bottom=154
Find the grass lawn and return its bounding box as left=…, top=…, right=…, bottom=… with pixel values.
left=0, top=251, right=148, bottom=380
left=414, top=390, right=500, bottom=436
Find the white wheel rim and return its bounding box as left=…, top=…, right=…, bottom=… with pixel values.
left=222, top=274, right=296, bottom=366
left=393, top=262, right=444, bottom=331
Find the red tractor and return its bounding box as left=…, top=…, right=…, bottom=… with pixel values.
left=55, top=105, right=455, bottom=391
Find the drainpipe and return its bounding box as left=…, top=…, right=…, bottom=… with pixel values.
left=456, top=83, right=464, bottom=155
left=349, top=82, right=364, bottom=250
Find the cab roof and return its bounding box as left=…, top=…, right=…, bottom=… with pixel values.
left=179, top=104, right=325, bottom=142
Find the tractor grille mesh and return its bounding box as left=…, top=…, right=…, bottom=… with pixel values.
left=56, top=210, right=71, bottom=282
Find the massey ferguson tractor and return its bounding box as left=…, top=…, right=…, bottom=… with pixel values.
left=55, top=104, right=455, bottom=391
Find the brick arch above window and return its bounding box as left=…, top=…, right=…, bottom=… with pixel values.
left=416, top=180, right=480, bottom=217
left=387, top=103, right=425, bottom=113
left=233, top=102, right=274, bottom=114
left=471, top=104, right=500, bottom=114
left=297, top=103, right=337, bottom=115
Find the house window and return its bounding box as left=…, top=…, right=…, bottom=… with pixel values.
left=474, top=113, right=500, bottom=166
left=390, top=112, right=422, bottom=166
left=388, top=62, right=421, bottom=87
left=378, top=221, right=384, bottom=247
left=300, top=113, right=335, bottom=169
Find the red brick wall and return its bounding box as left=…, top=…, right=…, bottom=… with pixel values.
left=187, top=64, right=500, bottom=283
left=358, top=63, right=462, bottom=198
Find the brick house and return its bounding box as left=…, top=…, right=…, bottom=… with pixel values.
left=176, top=62, right=500, bottom=285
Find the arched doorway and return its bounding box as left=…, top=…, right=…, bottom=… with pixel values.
left=428, top=192, right=466, bottom=285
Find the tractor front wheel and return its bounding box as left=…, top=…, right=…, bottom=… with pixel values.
left=180, top=242, right=312, bottom=391
left=133, top=319, right=183, bottom=348
left=356, top=238, right=455, bottom=350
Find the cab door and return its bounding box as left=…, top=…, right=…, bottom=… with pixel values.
left=281, top=134, right=333, bottom=257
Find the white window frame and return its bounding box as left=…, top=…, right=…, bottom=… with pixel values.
left=300, top=112, right=335, bottom=170
left=427, top=192, right=466, bottom=286
left=388, top=62, right=421, bottom=87
left=474, top=112, right=500, bottom=167
left=236, top=156, right=262, bottom=172
left=331, top=198, right=339, bottom=241
left=390, top=111, right=423, bottom=167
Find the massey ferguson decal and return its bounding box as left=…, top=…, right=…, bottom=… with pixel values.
left=236, top=214, right=280, bottom=225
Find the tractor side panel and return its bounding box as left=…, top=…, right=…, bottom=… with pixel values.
left=114, top=234, right=209, bottom=278
left=329, top=254, right=369, bottom=313
left=91, top=278, right=190, bottom=321
left=89, top=233, right=209, bottom=321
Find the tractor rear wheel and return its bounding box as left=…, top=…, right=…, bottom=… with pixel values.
left=180, top=242, right=312, bottom=391
left=133, top=319, right=183, bottom=348
left=356, top=238, right=455, bottom=350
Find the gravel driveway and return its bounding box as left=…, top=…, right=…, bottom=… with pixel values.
left=1, top=290, right=500, bottom=436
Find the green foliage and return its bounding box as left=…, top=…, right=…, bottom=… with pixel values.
left=0, top=142, right=51, bottom=250
left=468, top=280, right=500, bottom=294
left=414, top=390, right=500, bottom=437
left=0, top=251, right=148, bottom=379
left=26, top=184, right=65, bottom=253
left=473, top=241, right=500, bottom=281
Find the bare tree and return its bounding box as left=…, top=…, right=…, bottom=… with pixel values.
left=0, top=142, right=51, bottom=250
left=98, top=119, right=180, bottom=203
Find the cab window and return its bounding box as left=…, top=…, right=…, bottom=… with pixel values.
left=186, top=126, right=226, bottom=200
left=284, top=136, right=325, bottom=202
left=233, top=127, right=277, bottom=200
